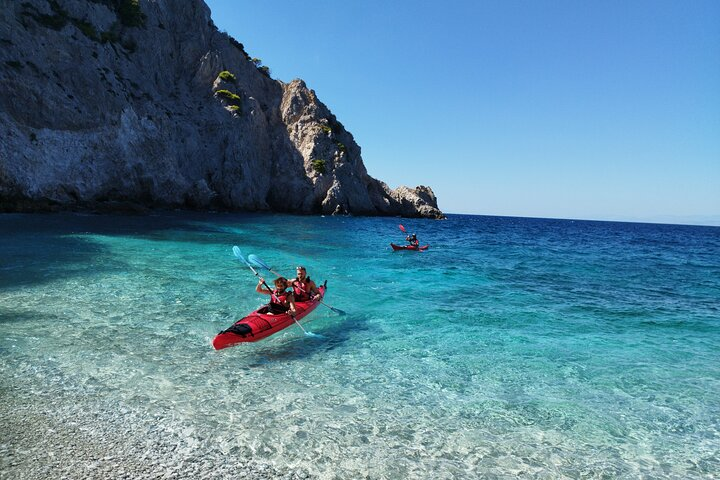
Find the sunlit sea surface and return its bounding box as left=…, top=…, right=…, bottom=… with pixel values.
left=1, top=212, right=718, bottom=478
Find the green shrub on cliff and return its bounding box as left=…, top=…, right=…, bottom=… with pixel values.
left=215, top=89, right=241, bottom=103
left=257, top=66, right=271, bottom=78
left=87, top=0, right=145, bottom=27
left=250, top=58, right=272, bottom=78
left=116, top=0, right=146, bottom=27
left=72, top=19, right=99, bottom=40
left=22, top=0, right=144, bottom=51
left=218, top=71, right=236, bottom=83
left=228, top=36, right=251, bottom=60
left=22, top=1, right=68, bottom=30
left=312, top=159, right=327, bottom=174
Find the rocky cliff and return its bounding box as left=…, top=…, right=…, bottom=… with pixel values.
left=0, top=0, right=443, bottom=218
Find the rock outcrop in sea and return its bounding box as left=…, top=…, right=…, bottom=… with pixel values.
left=0, top=0, right=444, bottom=218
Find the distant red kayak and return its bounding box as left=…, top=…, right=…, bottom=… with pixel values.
left=213, top=284, right=326, bottom=349
left=390, top=243, right=429, bottom=251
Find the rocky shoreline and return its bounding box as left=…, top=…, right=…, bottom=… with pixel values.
left=0, top=0, right=444, bottom=220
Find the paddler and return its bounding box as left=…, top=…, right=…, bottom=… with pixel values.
left=406, top=233, right=419, bottom=247
left=256, top=277, right=297, bottom=315
left=290, top=266, right=321, bottom=302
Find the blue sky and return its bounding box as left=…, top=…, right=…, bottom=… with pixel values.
left=205, top=1, right=720, bottom=225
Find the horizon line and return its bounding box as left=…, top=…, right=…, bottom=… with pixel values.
left=442, top=212, right=720, bottom=228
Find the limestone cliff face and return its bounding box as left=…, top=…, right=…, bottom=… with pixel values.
left=0, top=0, right=444, bottom=218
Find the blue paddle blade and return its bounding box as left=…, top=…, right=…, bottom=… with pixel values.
left=327, top=304, right=346, bottom=315
left=232, top=246, right=245, bottom=262
left=232, top=246, right=255, bottom=270
left=247, top=254, right=272, bottom=271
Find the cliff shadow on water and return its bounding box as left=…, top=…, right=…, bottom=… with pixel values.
left=0, top=211, right=241, bottom=291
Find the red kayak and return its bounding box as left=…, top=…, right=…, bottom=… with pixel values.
left=390, top=243, right=429, bottom=251
left=213, top=284, right=326, bottom=349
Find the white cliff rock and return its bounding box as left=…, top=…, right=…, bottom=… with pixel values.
left=0, top=0, right=444, bottom=218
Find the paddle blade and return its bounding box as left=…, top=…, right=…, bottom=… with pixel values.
left=327, top=304, right=346, bottom=315
left=292, top=317, right=324, bottom=338
left=232, top=246, right=257, bottom=274
left=399, top=224, right=406, bottom=233
left=247, top=254, right=272, bottom=271
left=232, top=246, right=247, bottom=263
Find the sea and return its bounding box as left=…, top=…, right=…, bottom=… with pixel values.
left=1, top=212, right=718, bottom=479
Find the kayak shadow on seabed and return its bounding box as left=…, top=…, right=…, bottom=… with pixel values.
left=243, top=313, right=370, bottom=365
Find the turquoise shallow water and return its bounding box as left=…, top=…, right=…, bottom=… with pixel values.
left=1, top=212, right=719, bottom=478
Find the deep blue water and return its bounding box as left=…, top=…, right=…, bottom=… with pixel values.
left=1, top=212, right=719, bottom=478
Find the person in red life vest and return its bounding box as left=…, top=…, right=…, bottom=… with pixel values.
left=290, top=266, right=321, bottom=302
left=256, top=277, right=297, bottom=315
left=406, top=233, right=419, bottom=247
